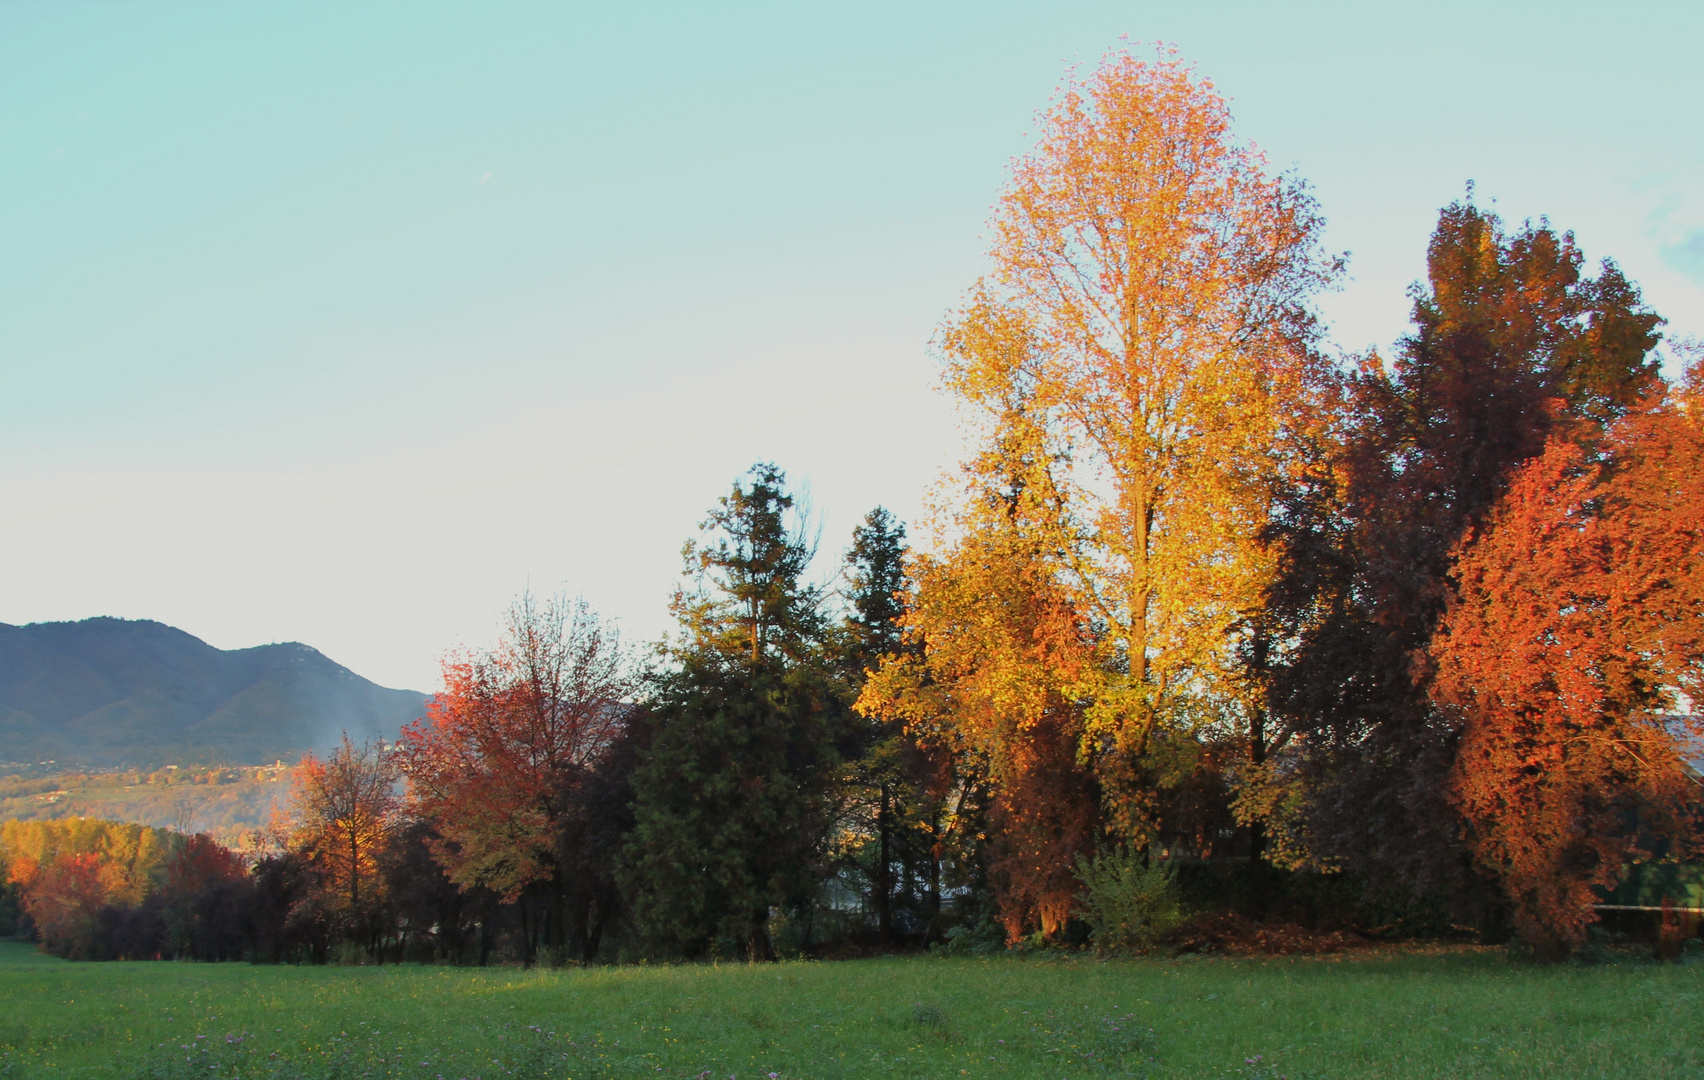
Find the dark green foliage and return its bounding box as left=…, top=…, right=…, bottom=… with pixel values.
left=551, top=722, right=642, bottom=965
left=376, top=821, right=496, bottom=964
left=1074, top=847, right=1184, bottom=954
left=623, top=658, right=840, bottom=958
left=247, top=853, right=329, bottom=963
left=623, top=464, right=844, bottom=959
left=675, top=462, right=823, bottom=665
left=0, top=881, right=19, bottom=940
left=1164, top=861, right=1457, bottom=939
left=1606, top=862, right=1704, bottom=908
left=830, top=508, right=950, bottom=944
left=839, top=507, right=908, bottom=668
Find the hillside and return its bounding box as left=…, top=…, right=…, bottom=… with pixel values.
left=0, top=766, right=290, bottom=846
left=0, top=618, right=428, bottom=768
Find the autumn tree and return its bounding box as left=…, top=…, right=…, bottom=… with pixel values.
left=16, top=853, right=108, bottom=958
left=1430, top=391, right=1704, bottom=956
left=289, top=735, right=401, bottom=928
left=0, top=819, right=176, bottom=957
left=859, top=415, right=1100, bottom=941
left=867, top=45, right=1337, bottom=926
left=622, top=463, right=843, bottom=959
left=158, top=832, right=250, bottom=959
left=1265, top=198, right=1667, bottom=906
left=400, top=592, right=635, bottom=965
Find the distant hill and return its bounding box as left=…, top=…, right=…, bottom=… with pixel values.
left=0, top=618, right=429, bottom=768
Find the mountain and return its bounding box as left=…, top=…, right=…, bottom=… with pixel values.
left=0, top=618, right=429, bottom=768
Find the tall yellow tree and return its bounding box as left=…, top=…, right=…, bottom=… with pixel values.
left=861, top=373, right=1101, bottom=937
left=931, top=46, right=1337, bottom=835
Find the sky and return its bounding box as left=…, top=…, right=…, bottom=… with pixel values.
left=2, top=1, right=1700, bottom=692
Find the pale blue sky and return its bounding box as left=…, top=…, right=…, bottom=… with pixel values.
left=3, top=1, right=1700, bottom=691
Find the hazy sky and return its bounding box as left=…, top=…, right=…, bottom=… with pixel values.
left=3, top=1, right=1700, bottom=692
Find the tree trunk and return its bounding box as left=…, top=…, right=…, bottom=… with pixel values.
left=547, top=883, right=568, bottom=968
left=349, top=832, right=360, bottom=914
left=518, top=899, right=537, bottom=968
left=877, top=783, right=893, bottom=941
left=928, top=806, right=943, bottom=943
left=582, top=897, right=605, bottom=966
left=1248, top=704, right=1269, bottom=919
left=1247, top=632, right=1271, bottom=920
left=748, top=907, right=774, bottom=962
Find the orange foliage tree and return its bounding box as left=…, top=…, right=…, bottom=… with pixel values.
left=14, top=853, right=108, bottom=957
left=1431, top=393, right=1704, bottom=955
left=399, top=592, right=634, bottom=964
left=859, top=392, right=1100, bottom=939
left=0, top=818, right=176, bottom=956
left=289, top=735, right=401, bottom=920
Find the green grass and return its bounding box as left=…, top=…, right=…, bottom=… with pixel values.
left=0, top=941, right=1700, bottom=1079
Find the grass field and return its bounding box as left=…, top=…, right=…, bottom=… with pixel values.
left=0, top=941, right=1699, bottom=1080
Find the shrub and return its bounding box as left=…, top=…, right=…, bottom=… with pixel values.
left=1074, top=847, right=1183, bottom=954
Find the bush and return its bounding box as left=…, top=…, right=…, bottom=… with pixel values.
left=1073, top=847, right=1184, bottom=954
left=933, top=886, right=1005, bottom=954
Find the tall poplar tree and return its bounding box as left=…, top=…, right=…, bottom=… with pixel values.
left=922, top=46, right=1338, bottom=843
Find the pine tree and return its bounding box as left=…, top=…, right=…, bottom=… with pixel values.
left=832, top=508, right=948, bottom=942
left=841, top=508, right=907, bottom=667
left=622, top=464, right=841, bottom=959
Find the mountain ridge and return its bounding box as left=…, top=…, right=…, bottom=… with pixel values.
left=0, top=617, right=428, bottom=768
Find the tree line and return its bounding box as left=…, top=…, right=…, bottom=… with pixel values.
left=4, top=46, right=1700, bottom=964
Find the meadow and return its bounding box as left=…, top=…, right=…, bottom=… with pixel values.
left=0, top=942, right=1699, bottom=1080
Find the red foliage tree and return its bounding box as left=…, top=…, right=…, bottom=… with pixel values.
left=16, top=853, right=108, bottom=958
left=1264, top=200, right=1666, bottom=906
left=1432, top=397, right=1704, bottom=956
left=167, top=833, right=248, bottom=897
left=399, top=593, right=633, bottom=964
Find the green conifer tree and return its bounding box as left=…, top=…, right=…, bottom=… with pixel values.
left=832, top=508, right=946, bottom=942
left=621, top=464, right=841, bottom=959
